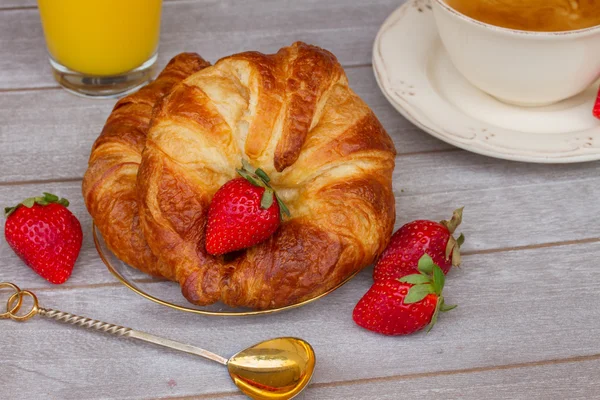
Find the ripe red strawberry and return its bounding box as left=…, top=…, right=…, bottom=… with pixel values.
left=373, top=207, right=464, bottom=282
left=354, top=255, right=456, bottom=335
left=205, top=161, right=290, bottom=256
left=594, top=85, right=600, bottom=120
left=4, top=193, right=83, bottom=284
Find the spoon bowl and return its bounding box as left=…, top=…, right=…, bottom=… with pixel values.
left=227, top=337, right=316, bottom=400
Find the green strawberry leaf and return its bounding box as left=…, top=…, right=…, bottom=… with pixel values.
left=432, top=265, right=445, bottom=295
left=41, top=193, right=69, bottom=207
left=426, top=297, right=456, bottom=333
left=457, top=233, right=465, bottom=247
left=426, top=297, right=443, bottom=333
left=404, top=284, right=434, bottom=304
left=399, top=274, right=430, bottom=285
left=417, top=254, right=435, bottom=275
left=241, top=159, right=255, bottom=174
left=22, top=198, right=35, bottom=208
left=445, top=236, right=455, bottom=260
left=427, top=312, right=439, bottom=333
left=452, top=247, right=461, bottom=267
left=440, top=206, right=464, bottom=234
left=255, top=168, right=270, bottom=183
left=237, top=169, right=264, bottom=188
left=261, top=188, right=274, bottom=209
left=445, top=233, right=463, bottom=267
left=275, top=194, right=291, bottom=219
left=440, top=303, right=457, bottom=312
left=43, top=192, right=59, bottom=202
left=4, top=193, right=70, bottom=218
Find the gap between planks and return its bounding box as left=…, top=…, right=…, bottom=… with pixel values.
left=0, top=85, right=61, bottom=93
left=20, top=236, right=600, bottom=294
left=0, top=177, right=84, bottom=187
left=152, top=352, right=600, bottom=400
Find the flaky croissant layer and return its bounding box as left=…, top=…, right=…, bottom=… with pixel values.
left=83, top=42, right=396, bottom=310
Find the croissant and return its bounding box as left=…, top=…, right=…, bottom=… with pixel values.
left=82, top=53, right=210, bottom=279
left=84, top=42, right=396, bottom=310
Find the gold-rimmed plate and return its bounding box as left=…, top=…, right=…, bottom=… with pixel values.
left=92, top=224, right=359, bottom=316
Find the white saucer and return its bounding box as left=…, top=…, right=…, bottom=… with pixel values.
left=373, top=0, right=600, bottom=163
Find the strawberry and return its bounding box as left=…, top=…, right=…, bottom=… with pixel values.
left=4, top=193, right=83, bottom=284
left=205, top=160, right=290, bottom=256
left=373, top=207, right=464, bottom=282
left=353, top=255, right=456, bottom=335
left=594, top=85, right=600, bottom=120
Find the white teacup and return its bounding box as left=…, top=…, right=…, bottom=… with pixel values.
left=431, top=0, right=600, bottom=107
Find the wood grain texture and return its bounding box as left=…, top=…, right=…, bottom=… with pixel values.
left=2, top=241, right=600, bottom=399
left=0, top=0, right=225, bottom=10
left=0, top=66, right=449, bottom=183
left=0, top=0, right=402, bottom=89
left=255, top=358, right=600, bottom=400
left=2, top=156, right=600, bottom=289
left=2, top=0, right=600, bottom=398
left=0, top=152, right=600, bottom=287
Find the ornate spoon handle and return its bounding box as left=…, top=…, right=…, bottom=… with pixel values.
left=38, top=307, right=132, bottom=336
left=3, top=284, right=228, bottom=366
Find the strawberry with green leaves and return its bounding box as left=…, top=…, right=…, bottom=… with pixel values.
left=4, top=193, right=83, bottom=284
left=353, top=255, right=456, bottom=336
left=205, top=160, right=290, bottom=256
left=373, top=207, right=465, bottom=282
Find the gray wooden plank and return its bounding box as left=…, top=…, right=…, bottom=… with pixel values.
left=0, top=0, right=202, bottom=8
left=0, top=66, right=450, bottom=183
left=272, top=358, right=600, bottom=400
left=2, top=241, right=600, bottom=399
left=0, top=0, right=402, bottom=89
left=1, top=156, right=599, bottom=287
left=0, top=90, right=114, bottom=183
left=0, top=1, right=31, bottom=8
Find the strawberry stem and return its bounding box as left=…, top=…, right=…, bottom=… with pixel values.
left=255, top=168, right=270, bottom=183
left=236, top=160, right=291, bottom=219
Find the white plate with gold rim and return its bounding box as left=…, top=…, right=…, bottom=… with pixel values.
left=372, top=0, right=600, bottom=163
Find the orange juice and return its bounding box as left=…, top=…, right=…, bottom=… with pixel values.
left=37, top=0, right=162, bottom=76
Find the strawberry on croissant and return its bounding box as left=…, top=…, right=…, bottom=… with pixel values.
left=85, top=43, right=396, bottom=310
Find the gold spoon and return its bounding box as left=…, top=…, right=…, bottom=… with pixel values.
left=0, top=282, right=315, bottom=400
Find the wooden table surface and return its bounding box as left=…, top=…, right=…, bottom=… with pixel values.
left=2, top=1, right=600, bottom=399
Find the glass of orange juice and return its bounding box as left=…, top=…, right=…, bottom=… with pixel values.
left=37, top=0, right=162, bottom=98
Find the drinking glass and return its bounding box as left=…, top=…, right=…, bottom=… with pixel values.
left=37, top=0, right=162, bottom=98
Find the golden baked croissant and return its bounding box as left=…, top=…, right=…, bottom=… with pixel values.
left=82, top=53, right=210, bottom=279
left=84, top=43, right=396, bottom=310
